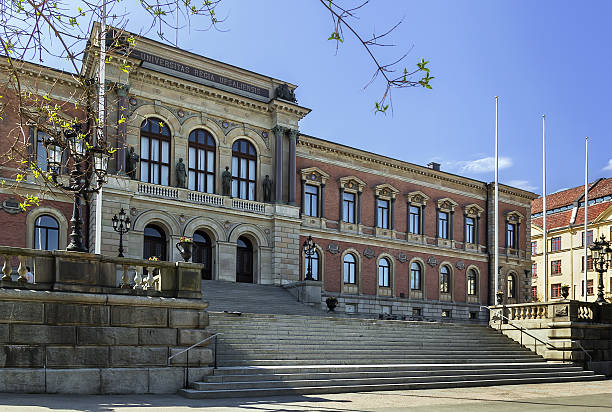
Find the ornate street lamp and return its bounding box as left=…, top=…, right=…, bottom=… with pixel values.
left=112, top=208, right=131, bottom=257
left=45, top=124, right=111, bottom=252
left=588, top=234, right=612, bottom=304
left=302, top=235, right=316, bottom=281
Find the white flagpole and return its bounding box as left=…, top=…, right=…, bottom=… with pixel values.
left=542, top=115, right=547, bottom=301
left=494, top=96, right=499, bottom=301
left=95, top=5, right=106, bottom=255
left=584, top=136, right=589, bottom=301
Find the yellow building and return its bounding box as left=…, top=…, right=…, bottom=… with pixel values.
left=531, top=177, right=612, bottom=302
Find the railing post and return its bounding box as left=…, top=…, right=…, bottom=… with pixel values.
left=214, top=334, right=218, bottom=369
left=1, top=255, right=11, bottom=281
left=17, top=255, right=27, bottom=283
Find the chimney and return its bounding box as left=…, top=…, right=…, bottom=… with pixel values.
left=427, top=162, right=441, bottom=171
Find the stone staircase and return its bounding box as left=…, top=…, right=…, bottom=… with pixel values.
left=201, top=280, right=322, bottom=316
left=179, top=312, right=605, bottom=398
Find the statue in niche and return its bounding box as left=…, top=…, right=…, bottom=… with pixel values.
left=126, top=147, right=139, bottom=180
left=222, top=166, right=232, bottom=196
left=263, top=175, right=273, bottom=202
left=176, top=158, right=187, bottom=188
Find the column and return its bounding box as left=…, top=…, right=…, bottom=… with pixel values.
left=300, top=178, right=305, bottom=215
left=390, top=198, right=395, bottom=230
left=339, top=188, right=344, bottom=222
left=357, top=191, right=362, bottom=224
left=116, top=84, right=130, bottom=175
left=288, top=129, right=298, bottom=205
left=272, top=126, right=285, bottom=203
left=374, top=196, right=378, bottom=228
left=450, top=211, right=454, bottom=240
left=421, top=205, right=426, bottom=236
left=476, top=216, right=480, bottom=245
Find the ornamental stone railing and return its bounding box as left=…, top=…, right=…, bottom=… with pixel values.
left=0, top=246, right=203, bottom=299
left=489, top=300, right=612, bottom=375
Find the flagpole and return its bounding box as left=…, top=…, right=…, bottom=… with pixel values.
left=494, top=96, right=499, bottom=301
left=542, top=115, right=547, bottom=301
left=584, top=136, right=589, bottom=301
left=95, top=4, right=106, bottom=255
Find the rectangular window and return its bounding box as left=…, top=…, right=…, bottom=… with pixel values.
left=438, top=211, right=449, bottom=239
left=441, top=309, right=452, bottom=318
left=551, top=283, right=561, bottom=299
left=304, top=184, right=319, bottom=217
left=532, top=286, right=538, bottom=301
left=409, top=206, right=421, bottom=234
left=377, top=199, right=389, bottom=229
left=581, top=256, right=593, bottom=272
left=531, top=241, right=537, bottom=255
left=581, top=279, right=594, bottom=296
left=465, top=217, right=475, bottom=244
left=551, top=236, right=562, bottom=251
left=532, top=262, right=537, bottom=277
left=507, top=223, right=516, bottom=249
left=551, top=260, right=562, bottom=275
left=342, top=192, right=356, bottom=223
left=582, top=230, right=594, bottom=246
left=36, top=130, right=49, bottom=172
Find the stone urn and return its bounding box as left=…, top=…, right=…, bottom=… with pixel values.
left=176, top=241, right=193, bottom=262
left=561, top=285, right=570, bottom=299
left=496, top=291, right=504, bottom=305
left=326, top=296, right=338, bottom=312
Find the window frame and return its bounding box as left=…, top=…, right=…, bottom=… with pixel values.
left=33, top=215, right=60, bottom=251
left=551, top=236, right=562, bottom=252
left=440, top=265, right=451, bottom=294
left=376, top=199, right=390, bottom=229
left=303, top=183, right=319, bottom=217
left=343, top=253, right=357, bottom=284
left=438, top=211, right=449, bottom=239
left=531, top=241, right=537, bottom=255
left=467, top=269, right=478, bottom=296
left=507, top=274, right=516, bottom=299
left=140, top=118, right=171, bottom=186
left=378, top=257, right=391, bottom=287
left=507, top=222, right=517, bottom=249
left=187, top=129, right=216, bottom=193
left=342, top=192, right=356, bottom=224
left=231, top=139, right=257, bottom=200
left=304, top=249, right=320, bottom=281
left=410, top=261, right=422, bottom=291
left=551, top=259, right=562, bottom=275
left=551, top=283, right=561, bottom=299
left=409, top=205, right=421, bottom=234
left=465, top=216, right=475, bottom=244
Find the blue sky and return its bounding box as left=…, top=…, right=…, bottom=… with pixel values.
left=52, top=1, right=612, bottom=194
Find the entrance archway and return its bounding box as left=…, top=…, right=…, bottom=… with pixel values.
left=236, top=236, right=253, bottom=283
left=193, top=230, right=212, bottom=279
left=143, top=224, right=167, bottom=260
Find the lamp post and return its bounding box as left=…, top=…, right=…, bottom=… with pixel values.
left=45, top=124, right=110, bottom=252
left=588, top=234, right=611, bottom=304
left=302, top=235, right=316, bottom=281
left=112, top=208, right=131, bottom=257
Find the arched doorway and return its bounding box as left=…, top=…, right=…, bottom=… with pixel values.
left=143, top=224, right=167, bottom=260
left=193, top=230, right=212, bottom=279
left=236, top=236, right=253, bottom=283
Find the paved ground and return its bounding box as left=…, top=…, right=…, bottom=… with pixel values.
left=1, top=380, right=612, bottom=411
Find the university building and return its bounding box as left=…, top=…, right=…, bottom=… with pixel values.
left=0, top=27, right=537, bottom=319
left=531, top=178, right=612, bottom=302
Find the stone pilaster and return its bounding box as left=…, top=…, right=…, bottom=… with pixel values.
left=272, top=126, right=285, bottom=204
left=287, top=129, right=298, bottom=205
left=115, top=84, right=130, bottom=175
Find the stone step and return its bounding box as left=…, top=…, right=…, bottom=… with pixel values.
left=179, top=375, right=605, bottom=399
left=193, top=370, right=595, bottom=391
left=210, top=362, right=576, bottom=376
left=205, top=365, right=586, bottom=382
left=216, top=343, right=527, bottom=350
left=217, top=357, right=546, bottom=366
left=216, top=349, right=533, bottom=358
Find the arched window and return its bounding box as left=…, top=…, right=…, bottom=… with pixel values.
left=34, top=215, right=59, bottom=250
left=378, top=258, right=391, bottom=287
left=193, top=231, right=212, bottom=279
left=143, top=224, right=167, bottom=260
left=410, top=262, right=422, bottom=290
left=140, top=118, right=171, bottom=186
left=508, top=273, right=516, bottom=298
left=232, top=139, right=256, bottom=200
left=440, top=265, right=451, bottom=293
left=188, top=129, right=216, bottom=193
left=467, top=269, right=478, bottom=296
left=343, top=253, right=356, bottom=284
left=304, top=250, right=320, bottom=281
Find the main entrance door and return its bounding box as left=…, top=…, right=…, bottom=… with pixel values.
left=193, top=231, right=212, bottom=279
left=236, top=236, right=253, bottom=283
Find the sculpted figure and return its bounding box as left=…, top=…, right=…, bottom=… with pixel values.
left=176, top=158, right=187, bottom=188
left=222, top=166, right=232, bottom=196
left=126, top=147, right=139, bottom=180
left=263, top=175, right=273, bottom=202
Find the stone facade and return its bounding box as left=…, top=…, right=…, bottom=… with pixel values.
left=0, top=26, right=536, bottom=321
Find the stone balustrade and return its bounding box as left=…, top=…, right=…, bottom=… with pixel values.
left=0, top=246, right=203, bottom=299
left=489, top=300, right=612, bottom=376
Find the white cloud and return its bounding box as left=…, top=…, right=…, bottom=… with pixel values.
left=507, top=180, right=537, bottom=192
left=603, top=159, right=612, bottom=171
left=450, top=156, right=513, bottom=174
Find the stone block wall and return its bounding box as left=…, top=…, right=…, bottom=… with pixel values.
left=0, top=289, right=213, bottom=394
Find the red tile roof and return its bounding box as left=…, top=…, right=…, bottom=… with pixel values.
left=532, top=202, right=611, bottom=229
left=532, top=177, right=612, bottom=214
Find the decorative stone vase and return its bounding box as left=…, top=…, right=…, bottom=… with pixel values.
left=496, top=291, right=504, bottom=305
left=326, top=296, right=338, bottom=312
left=176, top=241, right=192, bottom=262
left=561, top=285, right=570, bottom=299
